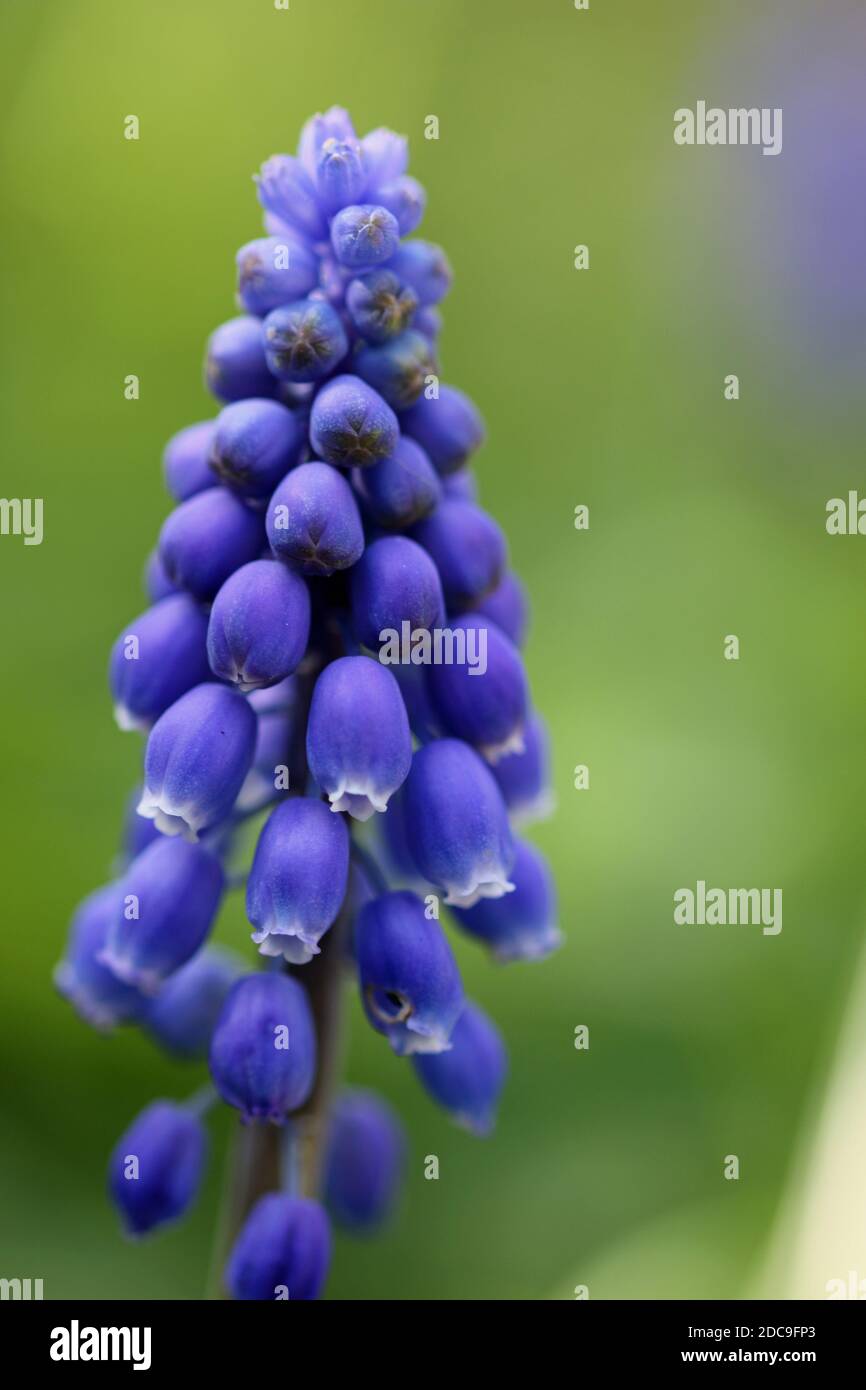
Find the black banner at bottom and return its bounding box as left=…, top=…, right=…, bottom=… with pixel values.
left=1, top=1298, right=862, bottom=1372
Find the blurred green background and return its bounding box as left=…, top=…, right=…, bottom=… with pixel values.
left=1, top=0, right=865, bottom=1300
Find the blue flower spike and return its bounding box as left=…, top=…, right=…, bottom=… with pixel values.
left=65, top=108, right=556, bottom=1295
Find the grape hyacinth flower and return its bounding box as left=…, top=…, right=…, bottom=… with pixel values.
left=411, top=499, right=506, bottom=610
left=62, top=107, right=557, bottom=1301
left=266, top=461, right=364, bottom=575
left=330, top=205, right=400, bottom=269
left=345, top=269, right=418, bottom=343
left=207, top=559, right=310, bottom=691
left=205, top=315, right=277, bottom=403
left=403, top=739, right=516, bottom=907
left=138, top=683, right=257, bottom=839
left=306, top=656, right=412, bottom=819
left=210, top=397, right=303, bottom=500
left=401, top=384, right=485, bottom=474
left=226, top=1193, right=331, bottom=1301
left=108, top=1100, right=207, bottom=1237
left=99, top=835, right=224, bottom=993
left=235, top=235, right=318, bottom=317
left=262, top=299, right=349, bottom=383
left=109, top=594, right=210, bottom=732
left=477, top=570, right=529, bottom=649
left=413, top=1002, right=508, bottom=1136
left=55, top=885, right=146, bottom=1029
left=351, top=434, right=441, bottom=530
left=491, top=711, right=555, bottom=825
left=350, top=535, right=444, bottom=652
left=158, top=487, right=264, bottom=601
left=209, top=972, right=316, bottom=1122
left=246, top=798, right=350, bottom=963
left=324, top=1091, right=405, bottom=1232
left=451, top=839, right=561, bottom=963
left=354, top=330, right=437, bottom=410
left=163, top=420, right=217, bottom=502
left=387, top=240, right=453, bottom=306
left=356, top=891, right=464, bottom=1055
left=309, top=373, right=398, bottom=467
left=427, top=613, right=529, bottom=762
left=143, top=946, right=245, bottom=1059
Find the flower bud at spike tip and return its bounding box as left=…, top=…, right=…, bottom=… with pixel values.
left=371, top=175, right=426, bottom=237
left=256, top=155, right=327, bottom=242
left=109, top=595, right=210, bottom=733
left=306, top=656, right=412, bottom=820
left=345, top=270, right=418, bottom=344
left=138, top=683, right=257, bottom=840
left=356, top=891, right=464, bottom=1055
left=325, top=1091, right=406, bottom=1232
left=226, top=1194, right=330, bottom=1301
left=354, top=330, right=437, bottom=410
left=235, top=235, right=318, bottom=317
left=208, top=973, right=316, bottom=1122
left=266, top=461, right=364, bottom=576
left=330, top=205, right=400, bottom=269
left=298, top=106, right=357, bottom=178
left=207, top=560, right=310, bottom=691
left=246, top=798, right=350, bottom=964
left=108, top=1101, right=207, bottom=1237
left=315, top=137, right=366, bottom=215
left=403, top=739, right=515, bottom=907
left=360, top=127, right=408, bottom=187
left=263, top=299, right=349, bottom=384
left=413, top=1002, right=507, bottom=1136
left=99, top=835, right=224, bottom=993
left=387, top=240, right=453, bottom=306
left=309, top=374, right=398, bottom=468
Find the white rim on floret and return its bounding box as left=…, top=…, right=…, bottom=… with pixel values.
left=251, top=920, right=322, bottom=965
left=479, top=724, right=527, bottom=765
left=136, top=790, right=202, bottom=842
left=327, top=777, right=391, bottom=821
left=443, top=870, right=516, bottom=910
left=113, top=703, right=149, bottom=735
left=400, top=1018, right=454, bottom=1055
left=509, top=788, right=557, bottom=829
left=493, top=924, right=563, bottom=963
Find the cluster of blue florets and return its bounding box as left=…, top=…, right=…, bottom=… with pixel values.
left=57, top=108, right=558, bottom=1301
